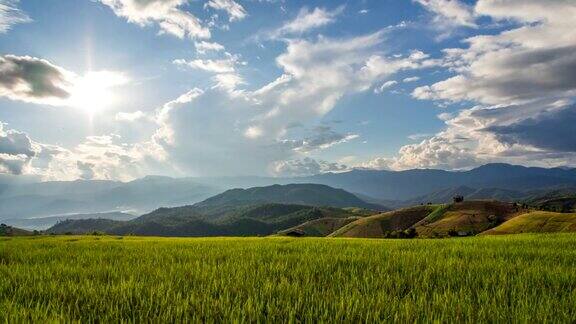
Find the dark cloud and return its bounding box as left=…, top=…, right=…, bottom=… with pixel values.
left=0, top=55, right=71, bottom=103
left=76, top=161, right=96, bottom=180
left=487, top=105, right=576, bottom=152
left=283, top=126, right=359, bottom=153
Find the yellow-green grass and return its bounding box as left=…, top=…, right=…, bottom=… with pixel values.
left=277, top=216, right=361, bottom=236
left=4, top=235, right=576, bottom=322
left=414, top=201, right=524, bottom=237
left=329, top=206, right=436, bottom=238
left=482, top=211, right=576, bottom=235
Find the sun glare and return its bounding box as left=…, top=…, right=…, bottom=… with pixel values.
left=69, top=71, right=128, bottom=114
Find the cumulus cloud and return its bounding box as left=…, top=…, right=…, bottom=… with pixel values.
left=98, top=0, right=210, bottom=39
left=414, top=0, right=477, bottom=32
left=374, top=0, right=576, bottom=170
left=0, top=123, right=37, bottom=175
left=3, top=30, right=436, bottom=180
left=0, top=0, right=30, bottom=33
left=173, top=56, right=240, bottom=73
left=270, top=157, right=349, bottom=177
left=0, top=55, right=72, bottom=105
left=273, top=6, right=344, bottom=37
left=115, top=110, right=146, bottom=122
left=204, top=0, right=247, bottom=22
left=34, top=134, right=168, bottom=181
left=195, top=41, right=225, bottom=54
left=149, top=31, right=435, bottom=177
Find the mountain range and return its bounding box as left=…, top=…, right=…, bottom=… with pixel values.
left=48, top=184, right=382, bottom=236
left=3, top=163, right=576, bottom=229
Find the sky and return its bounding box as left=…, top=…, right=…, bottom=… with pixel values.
left=0, top=0, right=575, bottom=181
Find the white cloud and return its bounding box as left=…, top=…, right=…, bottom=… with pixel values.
left=0, top=122, right=37, bottom=175
left=173, top=58, right=237, bottom=73
left=148, top=31, right=435, bottom=177
left=0, top=0, right=30, bottom=33
left=3, top=30, right=436, bottom=180
left=270, top=157, right=349, bottom=177
left=403, top=76, right=420, bottom=83
left=402, top=0, right=576, bottom=168
left=204, top=0, right=247, bottom=22
left=374, top=80, right=398, bottom=94
left=408, top=133, right=432, bottom=141
left=31, top=134, right=168, bottom=182
left=98, top=0, right=210, bottom=39
left=414, top=0, right=477, bottom=28
left=115, top=110, right=146, bottom=122
left=359, top=0, right=576, bottom=171
left=273, top=6, right=344, bottom=37
left=195, top=41, right=225, bottom=54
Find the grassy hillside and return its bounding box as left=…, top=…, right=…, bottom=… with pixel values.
left=2, top=235, right=576, bottom=322
left=0, top=224, right=33, bottom=236
left=482, top=212, right=576, bottom=235
left=529, top=196, right=576, bottom=213
left=330, top=201, right=529, bottom=238
left=48, top=204, right=366, bottom=237
left=330, top=206, right=437, bottom=238
left=276, top=217, right=362, bottom=237
left=413, top=201, right=525, bottom=237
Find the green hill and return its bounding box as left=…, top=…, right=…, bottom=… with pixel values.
left=47, top=203, right=369, bottom=237
left=528, top=196, right=576, bottom=213
left=195, top=184, right=387, bottom=212
left=330, top=201, right=528, bottom=238
left=413, top=201, right=525, bottom=237
left=481, top=211, right=576, bottom=235
left=0, top=223, right=34, bottom=236
left=329, top=205, right=437, bottom=238
left=276, top=208, right=379, bottom=237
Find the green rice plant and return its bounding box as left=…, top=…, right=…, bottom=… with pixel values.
left=1, top=234, right=576, bottom=322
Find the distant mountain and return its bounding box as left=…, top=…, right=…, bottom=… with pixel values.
left=4, top=163, right=576, bottom=221
left=402, top=186, right=527, bottom=206
left=0, top=177, right=221, bottom=220
left=194, top=184, right=387, bottom=212
left=4, top=212, right=136, bottom=230
left=47, top=183, right=382, bottom=236
left=398, top=185, right=576, bottom=209
left=48, top=203, right=372, bottom=237
left=304, top=163, right=576, bottom=200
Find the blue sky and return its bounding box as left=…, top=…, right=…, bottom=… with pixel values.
left=1, top=0, right=575, bottom=180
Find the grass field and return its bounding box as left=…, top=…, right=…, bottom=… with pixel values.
left=2, top=235, right=576, bottom=322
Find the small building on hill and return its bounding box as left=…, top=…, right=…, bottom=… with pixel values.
left=453, top=195, right=464, bottom=203
left=284, top=229, right=305, bottom=237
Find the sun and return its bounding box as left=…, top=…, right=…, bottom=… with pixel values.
left=69, top=71, right=128, bottom=114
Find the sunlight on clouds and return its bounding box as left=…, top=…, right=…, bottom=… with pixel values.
left=68, top=71, right=129, bottom=114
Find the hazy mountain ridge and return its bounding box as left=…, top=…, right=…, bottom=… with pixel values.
left=0, top=177, right=221, bottom=222
left=5, top=164, right=576, bottom=227
left=4, top=212, right=136, bottom=231
left=47, top=184, right=383, bottom=236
